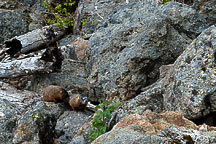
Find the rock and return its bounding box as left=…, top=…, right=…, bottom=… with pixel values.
left=55, top=110, right=92, bottom=144
left=0, top=0, right=20, bottom=9
left=18, top=0, right=38, bottom=7
left=0, top=81, right=39, bottom=108
left=163, top=25, right=216, bottom=119
left=31, top=35, right=88, bottom=96
left=86, top=1, right=207, bottom=102
left=13, top=100, right=66, bottom=144
left=159, top=64, right=173, bottom=79
left=115, top=25, right=216, bottom=122
left=0, top=9, right=28, bottom=43
left=31, top=59, right=88, bottom=96
left=192, top=0, right=216, bottom=26
left=0, top=98, right=20, bottom=144
left=81, top=0, right=126, bottom=35
left=92, top=111, right=216, bottom=144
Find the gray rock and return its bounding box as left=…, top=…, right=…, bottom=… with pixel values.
left=0, top=9, right=28, bottom=43
left=12, top=100, right=66, bottom=144
left=31, top=35, right=88, bottom=97
left=81, top=0, right=133, bottom=35
left=0, top=0, right=19, bottom=9
left=55, top=110, right=92, bottom=144
left=86, top=1, right=207, bottom=102
left=93, top=112, right=216, bottom=144
left=115, top=25, right=216, bottom=122
left=192, top=0, right=216, bottom=26
left=31, top=59, right=88, bottom=96
left=163, top=25, right=216, bottom=119
left=0, top=98, right=20, bottom=144
left=18, top=0, right=39, bottom=7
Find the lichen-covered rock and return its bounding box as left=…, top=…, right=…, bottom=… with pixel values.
left=86, top=1, right=207, bottom=102
left=0, top=0, right=19, bottom=9
left=115, top=25, right=216, bottom=122
left=92, top=111, right=216, bottom=144
left=55, top=110, right=92, bottom=144
left=81, top=0, right=127, bottom=35
left=12, top=100, right=66, bottom=144
left=17, top=0, right=38, bottom=7
left=0, top=9, right=28, bottom=43
left=0, top=98, right=20, bottom=144
left=163, top=25, right=216, bottom=119
left=192, top=0, right=216, bottom=26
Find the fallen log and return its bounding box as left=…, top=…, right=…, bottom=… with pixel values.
left=3, top=25, right=66, bottom=57
left=0, top=45, right=64, bottom=79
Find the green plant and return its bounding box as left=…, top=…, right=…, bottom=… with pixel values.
left=162, top=0, right=173, bottom=4
left=89, top=100, right=121, bottom=141
left=42, top=0, right=77, bottom=29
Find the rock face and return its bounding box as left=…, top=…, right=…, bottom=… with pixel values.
left=0, top=9, right=28, bottom=43
left=115, top=25, right=216, bottom=122
left=81, top=0, right=127, bottom=35
left=92, top=111, right=216, bottom=144
left=192, top=0, right=216, bottom=26
left=55, top=111, right=92, bottom=144
left=86, top=1, right=207, bottom=102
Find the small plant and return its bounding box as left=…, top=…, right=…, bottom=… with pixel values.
left=162, top=0, right=173, bottom=4
left=89, top=100, right=121, bottom=141
left=42, top=0, right=77, bottom=29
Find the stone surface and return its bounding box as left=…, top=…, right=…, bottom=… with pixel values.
left=31, top=59, right=88, bottom=96
left=92, top=111, right=216, bottom=144
left=115, top=25, right=216, bottom=122
left=192, top=0, right=216, bottom=26
left=0, top=9, right=28, bottom=43
left=86, top=1, right=207, bottom=102
left=13, top=100, right=66, bottom=144
left=0, top=98, right=20, bottom=144
left=55, top=110, right=92, bottom=144
left=0, top=0, right=20, bottom=9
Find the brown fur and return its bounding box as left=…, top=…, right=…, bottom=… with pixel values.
left=69, top=94, right=88, bottom=110
left=42, top=85, right=69, bottom=102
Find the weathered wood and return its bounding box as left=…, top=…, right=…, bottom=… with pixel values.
left=0, top=45, right=64, bottom=79
left=0, top=56, right=52, bottom=78
left=73, top=1, right=83, bottom=35
left=3, top=25, right=66, bottom=57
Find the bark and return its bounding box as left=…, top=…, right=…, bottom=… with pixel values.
left=0, top=45, right=64, bottom=79
left=73, top=1, right=83, bottom=35
left=3, top=25, right=66, bottom=57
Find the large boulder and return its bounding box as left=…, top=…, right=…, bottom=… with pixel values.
left=86, top=1, right=207, bottom=102
left=115, top=25, right=216, bottom=122
left=92, top=111, right=216, bottom=144
left=55, top=110, right=92, bottom=144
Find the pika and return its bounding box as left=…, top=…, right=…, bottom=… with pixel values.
left=42, top=85, right=69, bottom=103
left=69, top=94, right=88, bottom=110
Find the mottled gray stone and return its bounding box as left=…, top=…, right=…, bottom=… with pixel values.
left=192, top=0, right=216, bottom=26
left=86, top=1, right=207, bottom=101
left=115, top=25, right=216, bottom=122
left=0, top=9, right=28, bottom=43
left=55, top=110, right=92, bottom=144
left=12, top=100, right=66, bottom=144
left=0, top=98, right=19, bottom=144
left=31, top=59, right=88, bottom=96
